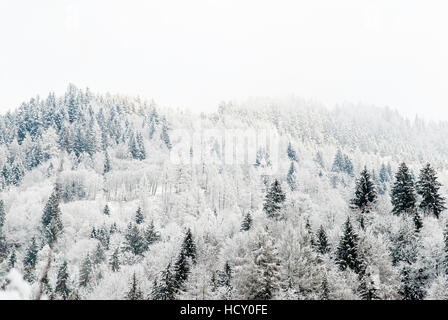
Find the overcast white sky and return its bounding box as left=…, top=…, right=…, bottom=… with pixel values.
left=1, top=0, right=448, bottom=120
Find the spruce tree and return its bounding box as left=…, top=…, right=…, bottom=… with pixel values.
left=391, top=162, right=417, bottom=216
left=124, top=223, right=146, bottom=256
left=350, top=167, right=377, bottom=213
left=55, top=261, right=71, bottom=300
left=79, top=253, right=92, bottom=287
left=135, top=207, right=144, bottom=224
left=41, top=184, right=63, bottom=244
left=8, top=249, right=16, bottom=270
left=181, top=228, right=197, bottom=264
left=103, top=151, right=111, bottom=174
left=0, top=199, right=5, bottom=229
left=23, top=237, right=38, bottom=282
left=443, top=223, right=448, bottom=275
left=398, top=264, right=427, bottom=300
left=126, top=273, right=144, bottom=300
left=287, top=142, right=297, bottom=162
left=241, top=212, right=253, bottom=231
left=173, top=251, right=190, bottom=292
left=110, top=247, right=120, bottom=272
left=336, top=217, right=364, bottom=274
left=144, top=221, right=161, bottom=247
left=263, top=179, right=286, bottom=220
left=316, top=225, right=330, bottom=255
left=152, top=263, right=176, bottom=300
left=160, top=123, right=172, bottom=150
left=286, top=162, right=297, bottom=191
left=103, top=204, right=110, bottom=216
left=416, top=163, right=446, bottom=218
left=93, top=242, right=105, bottom=264
left=358, top=271, right=379, bottom=300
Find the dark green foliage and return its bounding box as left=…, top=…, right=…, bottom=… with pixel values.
left=152, top=263, right=176, bottom=300
left=124, top=223, right=146, bottom=256
left=41, top=184, right=63, bottom=244
left=358, top=272, right=379, bottom=300
left=125, top=273, right=144, bottom=300
left=144, top=221, right=161, bottom=247
left=286, top=162, right=297, bottom=191
left=416, top=163, right=446, bottom=218
left=181, top=228, right=197, bottom=264
left=8, top=249, right=16, bottom=270
left=350, top=167, right=377, bottom=213
left=173, top=251, right=190, bottom=292
left=135, top=207, right=144, bottom=224
left=110, top=248, right=120, bottom=272
left=287, top=142, right=297, bottom=162
left=160, top=123, right=171, bottom=150
left=241, top=212, right=253, bottom=231
left=103, top=204, right=110, bottom=216
left=263, top=179, right=286, bottom=220
left=316, top=225, right=330, bottom=255
left=79, top=253, right=92, bottom=287
left=391, top=163, right=417, bottom=215
left=398, top=264, right=428, bottom=300
left=332, top=150, right=353, bottom=175
left=23, top=237, right=38, bottom=282
left=0, top=199, right=5, bottom=229
left=93, top=243, right=106, bottom=264
left=336, top=217, right=364, bottom=274
left=103, top=151, right=111, bottom=174
left=55, top=261, right=71, bottom=300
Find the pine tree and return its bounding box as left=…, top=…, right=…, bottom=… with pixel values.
left=336, top=217, right=364, bottom=274
left=398, top=264, right=427, bottom=300
left=241, top=212, right=253, bottom=231
left=350, top=167, right=377, bottom=213
left=144, top=221, right=161, bottom=247
left=152, top=263, right=176, bottom=300
left=160, top=123, right=172, bottom=150
left=358, top=268, right=379, bottom=300
left=103, top=151, right=111, bottom=174
left=263, top=179, right=286, bottom=220
left=110, top=247, right=120, bottom=272
left=416, top=163, right=446, bottom=218
left=23, top=237, right=38, bottom=282
left=391, top=162, right=417, bottom=216
left=287, top=142, right=297, bottom=162
left=125, top=273, right=144, bottom=300
left=135, top=207, right=144, bottom=224
left=181, top=228, right=197, bottom=264
left=41, top=184, right=63, bottom=244
left=0, top=199, right=5, bottom=229
left=103, top=204, right=110, bottom=216
left=55, top=261, right=71, bottom=300
left=246, top=230, right=281, bottom=300
left=173, top=251, right=190, bottom=292
left=316, top=225, right=330, bottom=255
left=79, top=253, right=92, bottom=287
left=286, top=162, right=297, bottom=191
left=443, top=223, right=448, bottom=275
left=93, top=242, right=105, bottom=264
left=124, top=223, right=146, bottom=256
left=8, top=249, right=16, bottom=270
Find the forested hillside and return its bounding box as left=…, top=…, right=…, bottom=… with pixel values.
left=1, top=84, right=448, bottom=300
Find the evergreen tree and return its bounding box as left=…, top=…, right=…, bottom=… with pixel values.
left=0, top=199, right=5, bottom=229
left=23, top=237, right=38, bottom=282
left=416, top=163, right=446, bottom=218
left=263, top=179, right=286, bottom=220
left=286, top=142, right=297, bottom=162
left=286, top=162, right=297, bottom=191
left=136, top=132, right=146, bottom=160
left=316, top=225, right=330, bottom=255
left=103, top=204, right=110, bottom=216
left=181, top=228, right=197, bottom=264
left=336, top=217, right=364, bottom=274
left=110, top=247, right=120, bottom=272
left=358, top=271, right=379, bottom=300
left=144, top=221, right=161, bottom=247
left=246, top=230, right=281, bottom=300
left=152, top=263, right=176, bottom=300
left=390, top=218, right=418, bottom=266
left=160, top=123, right=172, bottom=150
left=240, top=212, right=253, bottom=231
left=8, top=249, right=16, bottom=270
left=103, top=151, right=111, bottom=174
left=173, top=251, right=190, bottom=292
left=124, top=223, right=146, bottom=256
left=55, top=261, right=71, bottom=300
left=135, top=207, right=144, bottom=224
left=93, top=242, right=105, bottom=264
left=79, top=253, right=92, bottom=287
left=391, top=163, right=417, bottom=216
left=41, top=184, right=63, bottom=244
left=398, top=264, right=427, bottom=300
left=350, top=167, right=377, bottom=213
left=443, top=223, right=448, bottom=275
left=125, top=273, right=144, bottom=300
